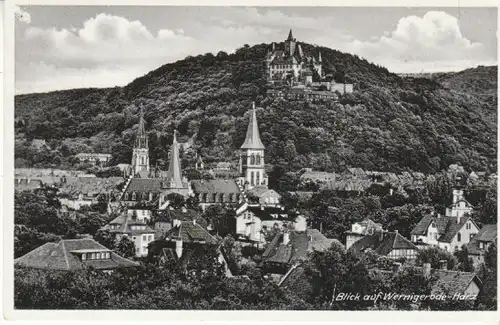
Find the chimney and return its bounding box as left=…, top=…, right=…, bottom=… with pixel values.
left=423, top=263, right=431, bottom=277
left=389, top=188, right=394, bottom=196
left=283, top=232, right=290, bottom=245
left=175, top=239, right=183, bottom=258
left=379, top=231, right=384, bottom=241
left=192, top=219, right=196, bottom=225
left=439, top=259, right=447, bottom=270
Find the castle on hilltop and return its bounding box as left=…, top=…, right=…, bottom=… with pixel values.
left=266, top=29, right=323, bottom=84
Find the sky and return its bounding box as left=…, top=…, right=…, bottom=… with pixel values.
left=14, top=6, right=498, bottom=94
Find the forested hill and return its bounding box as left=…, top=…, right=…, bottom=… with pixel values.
left=15, top=42, right=497, bottom=174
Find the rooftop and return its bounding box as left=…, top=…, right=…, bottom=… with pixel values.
left=349, top=231, right=417, bottom=256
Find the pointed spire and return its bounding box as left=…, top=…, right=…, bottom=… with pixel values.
left=134, top=107, right=148, bottom=149
left=298, top=44, right=304, bottom=58
left=318, top=51, right=322, bottom=62
left=287, top=29, right=294, bottom=41
left=240, top=102, right=265, bottom=150
left=166, top=129, right=184, bottom=188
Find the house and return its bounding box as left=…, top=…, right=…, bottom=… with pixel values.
left=299, top=168, right=336, bottom=183
left=349, top=231, right=418, bottom=261
left=101, top=214, right=155, bottom=257
left=148, top=219, right=231, bottom=276
left=420, top=263, right=482, bottom=298
left=410, top=212, right=479, bottom=252
left=467, top=224, right=497, bottom=268
left=246, top=186, right=282, bottom=206
left=75, top=153, right=112, bottom=166
left=445, top=189, right=473, bottom=220
left=14, top=178, right=43, bottom=191
left=345, top=218, right=384, bottom=249
left=153, top=207, right=205, bottom=239
left=14, top=238, right=138, bottom=271
left=234, top=204, right=307, bottom=244
left=57, top=176, right=124, bottom=210
left=262, top=229, right=338, bottom=274
left=190, top=179, right=244, bottom=211
left=195, top=156, right=205, bottom=170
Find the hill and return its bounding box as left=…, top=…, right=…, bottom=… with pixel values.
left=14, top=42, right=497, bottom=176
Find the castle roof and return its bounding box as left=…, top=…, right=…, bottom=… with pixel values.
left=166, top=131, right=185, bottom=188
left=240, top=102, right=265, bottom=150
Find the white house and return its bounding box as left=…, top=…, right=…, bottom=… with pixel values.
left=344, top=218, right=384, bottom=249
left=101, top=214, right=155, bottom=257
left=445, top=189, right=473, bottom=220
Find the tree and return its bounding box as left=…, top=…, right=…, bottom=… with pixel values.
left=166, top=193, right=186, bottom=209
left=454, top=246, right=474, bottom=272
left=116, top=236, right=136, bottom=258
left=416, top=246, right=457, bottom=270
left=94, top=229, right=116, bottom=249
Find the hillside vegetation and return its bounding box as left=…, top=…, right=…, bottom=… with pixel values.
left=15, top=43, right=497, bottom=175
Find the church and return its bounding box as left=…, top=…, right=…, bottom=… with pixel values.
left=266, top=29, right=323, bottom=83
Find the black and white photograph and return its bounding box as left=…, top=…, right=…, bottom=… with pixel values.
left=4, top=1, right=499, bottom=319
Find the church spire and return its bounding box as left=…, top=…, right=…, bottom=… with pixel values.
left=134, top=107, right=148, bottom=149
left=166, top=129, right=184, bottom=188
left=287, top=29, right=294, bottom=41
left=240, top=102, right=265, bottom=150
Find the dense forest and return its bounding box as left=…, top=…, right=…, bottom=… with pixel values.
left=15, top=42, right=497, bottom=175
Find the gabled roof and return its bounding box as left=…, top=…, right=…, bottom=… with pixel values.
left=246, top=186, right=280, bottom=198
left=431, top=269, right=481, bottom=296
left=102, top=214, right=155, bottom=235
left=14, top=238, right=138, bottom=270
left=240, top=103, right=265, bottom=150
left=262, top=229, right=338, bottom=265
left=124, top=178, right=162, bottom=193
left=467, top=224, right=497, bottom=255
left=349, top=231, right=417, bottom=256
left=159, top=220, right=217, bottom=244
left=411, top=214, right=476, bottom=243
left=191, top=179, right=241, bottom=194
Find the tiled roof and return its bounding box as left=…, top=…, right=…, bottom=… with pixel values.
left=124, top=178, right=162, bottom=193
left=58, top=177, right=123, bottom=197
left=431, top=269, right=481, bottom=296
left=262, top=229, right=338, bottom=264
left=14, top=238, right=138, bottom=270
left=191, top=179, right=240, bottom=194
left=159, top=221, right=217, bottom=244
left=411, top=214, right=471, bottom=243
left=102, top=214, right=155, bottom=235
left=278, top=264, right=314, bottom=298
left=246, top=186, right=279, bottom=198
left=467, top=224, right=497, bottom=255
left=349, top=231, right=417, bottom=256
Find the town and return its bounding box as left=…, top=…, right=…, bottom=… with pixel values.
left=13, top=30, right=497, bottom=311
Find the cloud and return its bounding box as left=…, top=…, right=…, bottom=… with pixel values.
left=15, top=5, right=31, bottom=24
left=343, top=11, right=493, bottom=72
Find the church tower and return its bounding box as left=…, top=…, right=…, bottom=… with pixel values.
left=285, top=29, right=296, bottom=56
left=239, top=102, right=267, bottom=189
left=163, top=130, right=189, bottom=197
left=131, top=108, right=150, bottom=176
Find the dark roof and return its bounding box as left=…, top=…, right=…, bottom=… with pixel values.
left=411, top=215, right=475, bottom=243
left=102, top=214, right=155, bottom=235
left=124, top=178, right=163, bottom=193
left=59, top=177, right=123, bottom=197
left=14, top=238, right=138, bottom=270
left=278, top=264, right=314, bottom=298
left=246, top=186, right=280, bottom=198
left=159, top=221, right=217, bottom=244
left=246, top=206, right=293, bottom=221
left=240, top=104, right=265, bottom=150
left=431, top=269, right=481, bottom=296
left=345, top=218, right=384, bottom=235
left=467, top=224, right=497, bottom=255
left=191, top=179, right=241, bottom=194
left=262, top=229, right=338, bottom=264
left=349, top=231, right=417, bottom=256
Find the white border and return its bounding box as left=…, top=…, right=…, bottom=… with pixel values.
left=3, top=0, right=499, bottom=322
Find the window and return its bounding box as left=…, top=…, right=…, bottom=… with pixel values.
left=136, top=248, right=140, bottom=253
left=82, top=254, right=86, bottom=261
left=251, top=172, right=254, bottom=186
left=141, top=156, right=145, bottom=165
left=96, top=252, right=101, bottom=259
left=470, top=233, right=476, bottom=241
left=148, top=235, right=153, bottom=241
left=250, top=154, right=256, bottom=165
left=91, top=253, right=96, bottom=260
left=457, top=232, right=461, bottom=242
left=142, top=235, right=147, bottom=241
left=256, top=172, right=260, bottom=186
left=256, top=155, right=261, bottom=165
left=105, top=252, right=110, bottom=259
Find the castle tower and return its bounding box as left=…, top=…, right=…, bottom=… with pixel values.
left=285, top=29, right=296, bottom=57
left=131, top=107, right=149, bottom=176
left=239, top=102, right=267, bottom=189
